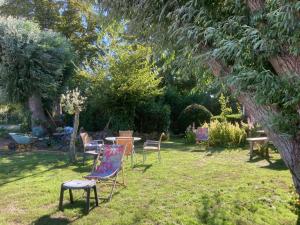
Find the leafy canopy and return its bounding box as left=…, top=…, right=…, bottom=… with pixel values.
left=0, top=17, right=73, bottom=103
left=0, top=0, right=100, bottom=62
left=100, top=0, right=300, bottom=136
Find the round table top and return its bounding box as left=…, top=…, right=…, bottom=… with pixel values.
left=63, top=180, right=96, bottom=189
left=246, top=137, right=268, bottom=141
left=256, top=130, right=265, bottom=134
left=105, top=137, right=141, bottom=142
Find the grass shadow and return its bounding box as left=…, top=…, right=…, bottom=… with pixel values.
left=132, top=164, right=153, bottom=173
left=0, top=152, right=69, bottom=186
left=260, top=158, right=287, bottom=171
left=33, top=215, right=71, bottom=225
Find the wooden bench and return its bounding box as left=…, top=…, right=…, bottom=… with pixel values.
left=246, top=137, right=269, bottom=160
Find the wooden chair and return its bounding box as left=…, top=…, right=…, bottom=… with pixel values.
left=143, top=133, right=164, bottom=163
left=119, top=130, right=133, bottom=137
left=80, top=132, right=104, bottom=165
left=116, top=137, right=135, bottom=168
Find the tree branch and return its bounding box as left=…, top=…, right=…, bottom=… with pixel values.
left=246, top=0, right=265, bottom=12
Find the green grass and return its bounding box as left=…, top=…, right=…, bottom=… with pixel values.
left=0, top=139, right=298, bottom=225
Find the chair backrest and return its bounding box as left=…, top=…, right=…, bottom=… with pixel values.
left=119, top=130, right=133, bottom=137
left=116, top=137, right=134, bottom=156
left=196, top=127, right=209, bottom=141
left=80, top=132, right=91, bottom=146
left=94, top=144, right=125, bottom=176
left=159, top=132, right=165, bottom=143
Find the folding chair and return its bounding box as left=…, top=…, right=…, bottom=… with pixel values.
left=196, top=127, right=209, bottom=149
left=84, top=144, right=126, bottom=202
left=116, top=137, right=135, bottom=168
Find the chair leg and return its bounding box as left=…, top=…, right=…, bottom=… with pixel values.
left=109, top=175, right=118, bottom=202
left=83, top=153, right=86, bottom=165
left=86, top=188, right=90, bottom=213
left=69, top=189, right=74, bottom=204
left=92, top=155, right=97, bottom=170
left=158, top=151, right=161, bottom=162
left=59, top=185, right=65, bottom=210
left=143, top=149, right=146, bottom=164
left=122, top=167, right=126, bottom=186
left=93, top=186, right=99, bottom=206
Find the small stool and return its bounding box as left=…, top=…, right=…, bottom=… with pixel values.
left=59, top=180, right=98, bottom=213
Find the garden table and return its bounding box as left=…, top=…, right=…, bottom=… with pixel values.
left=105, top=137, right=141, bottom=144
left=246, top=137, right=269, bottom=160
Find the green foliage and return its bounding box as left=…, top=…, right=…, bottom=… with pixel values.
left=100, top=0, right=300, bottom=137
left=184, top=131, right=196, bottom=144
left=178, top=104, right=212, bottom=132
left=204, top=120, right=247, bottom=147
left=106, top=45, right=162, bottom=108
left=0, top=17, right=73, bottom=104
left=0, top=0, right=100, bottom=62
left=135, top=101, right=171, bottom=133
left=0, top=104, right=23, bottom=124
left=72, top=44, right=163, bottom=132
left=164, top=87, right=220, bottom=133
left=218, top=93, right=233, bottom=121
left=212, top=114, right=243, bottom=124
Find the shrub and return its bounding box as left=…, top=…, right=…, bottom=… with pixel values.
left=135, top=101, right=171, bottom=133
left=203, top=120, right=246, bottom=147
left=211, top=114, right=244, bottom=124
left=178, top=104, right=212, bottom=132
left=184, top=131, right=196, bottom=144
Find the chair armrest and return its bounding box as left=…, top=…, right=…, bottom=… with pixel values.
left=145, top=140, right=159, bottom=144
left=93, top=140, right=104, bottom=144
left=144, top=140, right=160, bottom=147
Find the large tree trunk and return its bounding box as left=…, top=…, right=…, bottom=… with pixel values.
left=28, top=93, right=47, bottom=129
left=238, top=94, right=300, bottom=194
left=207, top=58, right=300, bottom=194
left=69, top=111, right=79, bottom=163
left=52, top=98, right=62, bottom=119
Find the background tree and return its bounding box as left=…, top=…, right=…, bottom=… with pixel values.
left=99, top=0, right=300, bottom=195
left=0, top=0, right=100, bottom=63
left=61, top=88, right=86, bottom=162
left=0, top=17, right=73, bottom=129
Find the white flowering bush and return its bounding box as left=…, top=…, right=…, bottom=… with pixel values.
left=61, top=88, right=86, bottom=115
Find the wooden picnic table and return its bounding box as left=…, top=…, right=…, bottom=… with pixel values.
left=246, top=137, right=269, bottom=160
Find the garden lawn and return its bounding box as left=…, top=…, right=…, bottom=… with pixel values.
left=0, top=139, right=298, bottom=225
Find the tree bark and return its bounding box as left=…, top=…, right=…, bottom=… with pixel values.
left=238, top=93, right=300, bottom=194
left=69, top=111, right=79, bottom=163
left=28, top=93, right=47, bottom=129
left=52, top=98, right=62, bottom=119
left=269, top=55, right=300, bottom=78
left=247, top=0, right=265, bottom=12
